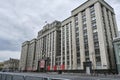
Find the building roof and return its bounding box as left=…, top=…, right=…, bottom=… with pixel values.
left=71, top=0, right=114, bottom=16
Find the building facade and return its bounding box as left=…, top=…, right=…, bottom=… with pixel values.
left=35, top=21, right=61, bottom=71
left=118, top=31, right=120, bottom=37
left=19, top=39, right=37, bottom=71
left=0, top=62, right=4, bottom=71
left=113, top=37, right=120, bottom=74
left=19, top=0, right=119, bottom=73
left=60, top=0, right=118, bottom=73
left=3, top=58, right=19, bottom=71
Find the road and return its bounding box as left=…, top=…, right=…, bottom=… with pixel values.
left=0, top=72, right=120, bottom=80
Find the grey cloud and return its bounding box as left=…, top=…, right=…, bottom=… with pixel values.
left=0, top=38, right=19, bottom=51
left=0, top=51, right=20, bottom=62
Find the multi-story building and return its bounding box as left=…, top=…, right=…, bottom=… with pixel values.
left=113, top=37, right=120, bottom=74
left=119, top=31, right=120, bottom=37
left=3, top=58, right=19, bottom=71
left=0, top=62, right=4, bottom=71
left=19, top=41, right=29, bottom=71
left=35, top=21, right=61, bottom=71
left=19, top=0, right=119, bottom=73
left=19, top=39, right=37, bottom=71
left=60, top=0, right=118, bottom=73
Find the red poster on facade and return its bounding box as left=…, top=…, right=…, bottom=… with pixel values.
left=40, top=60, right=45, bottom=68
left=47, top=66, right=50, bottom=71
left=53, top=65, right=57, bottom=71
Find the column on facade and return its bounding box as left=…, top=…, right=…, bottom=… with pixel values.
left=61, top=27, right=63, bottom=67
left=38, top=39, right=41, bottom=66
left=64, top=25, right=67, bottom=70
left=34, top=39, right=38, bottom=70
left=68, top=23, right=72, bottom=70
left=48, top=34, right=50, bottom=58
left=54, top=31, right=57, bottom=66
left=47, top=35, right=49, bottom=57
left=39, top=38, right=42, bottom=59
left=95, top=2, right=109, bottom=69
left=46, top=35, right=48, bottom=57
left=86, top=8, right=96, bottom=68
left=50, top=32, right=53, bottom=70
left=48, top=34, right=51, bottom=58
left=71, top=17, right=77, bottom=69
left=78, top=12, right=85, bottom=69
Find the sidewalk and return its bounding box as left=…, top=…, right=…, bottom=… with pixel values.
left=45, top=72, right=120, bottom=80
left=61, top=72, right=120, bottom=78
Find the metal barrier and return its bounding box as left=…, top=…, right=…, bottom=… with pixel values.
left=13, top=75, right=25, bottom=80
left=25, top=76, right=45, bottom=80
left=1, top=74, right=7, bottom=80
left=0, top=74, right=1, bottom=80
left=6, top=74, right=12, bottom=80
left=0, top=72, right=69, bottom=80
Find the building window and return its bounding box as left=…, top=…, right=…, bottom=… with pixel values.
left=85, top=51, right=89, bottom=56
left=95, top=49, right=100, bottom=55
left=86, top=58, right=90, bottom=62
left=94, top=42, right=99, bottom=47
left=77, top=58, right=80, bottom=64
left=96, top=56, right=101, bottom=62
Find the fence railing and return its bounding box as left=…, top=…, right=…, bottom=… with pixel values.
left=0, top=72, right=70, bottom=80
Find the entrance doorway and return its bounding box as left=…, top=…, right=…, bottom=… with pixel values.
left=86, top=67, right=90, bottom=74
left=83, top=61, right=92, bottom=74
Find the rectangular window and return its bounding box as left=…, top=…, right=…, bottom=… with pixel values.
left=95, top=49, right=100, bottom=55
left=96, top=56, right=101, bottom=62
left=86, top=58, right=90, bottom=62
left=94, top=42, right=99, bottom=47
left=85, top=51, right=89, bottom=56
left=77, top=58, right=80, bottom=63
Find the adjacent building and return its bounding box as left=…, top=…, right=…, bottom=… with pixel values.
left=118, top=31, right=120, bottom=37
left=19, top=0, right=119, bottom=73
left=0, top=62, right=4, bottom=71
left=3, top=58, right=19, bottom=71
left=113, top=37, right=120, bottom=74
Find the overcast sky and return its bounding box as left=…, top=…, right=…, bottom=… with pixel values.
left=0, top=0, right=120, bottom=62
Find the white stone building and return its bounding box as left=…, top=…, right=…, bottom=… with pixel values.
left=19, top=0, right=119, bottom=73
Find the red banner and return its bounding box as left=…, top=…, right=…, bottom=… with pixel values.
left=40, top=60, right=45, bottom=68
left=53, top=65, right=57, bottom=71
left=47, top=66, right=50, bottom=71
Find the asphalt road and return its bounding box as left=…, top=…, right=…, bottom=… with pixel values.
left=0, top=72, right=120, bottom=80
